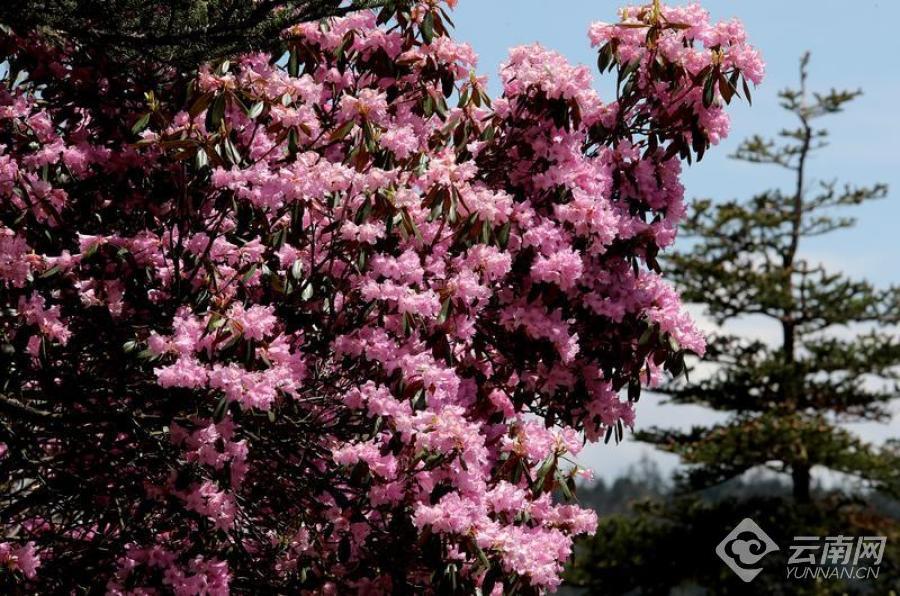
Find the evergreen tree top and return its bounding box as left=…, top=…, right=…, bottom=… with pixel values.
left=638, top=54, right=900, bottom=501
left=0, top=0, right=400, bottom=68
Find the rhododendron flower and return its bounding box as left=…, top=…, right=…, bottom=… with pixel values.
left=0, top=1, right=761, bottom=592
left=0, top=541, right=40, bottom=579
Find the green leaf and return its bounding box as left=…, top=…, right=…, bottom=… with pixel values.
left=402, top=311, right=411, bottom=335
left=422, top=11, right=435, bottom=44
left=288, top=48, right=299, bottom=77
left=208, top=315, right=227, bottom=331
left=531, top=456, right=555, bottom=494
left=291, top=260, right=303, bottom=280
left=83, top=242, right=99, bottom=259
left=618, top=59, right=640, bottom=86
left=222, top=137, right=241, bottom=165
left=189, top=145, right=206, bottom=169
left=428, top=200, right=443, bottom=222
left=474, top=544, right=491, bottom=568
left=438, top=297, right=452, bottom=324
left=213, top=394, right=229, bottom=422
left=628, top=379, right=641, bottom=402
left=376, top=6, right=393, bottom=25
left=402, top=210, right=423, bottom=241
left=288, top=128, right=300, bottom=158
left=597, top=43, right=613, bottom=73
left=207, top=94, right=226, bottom=131
left=702, top=72, right=717, bottom=108
left=188, top=92, right=214, bottom=119
left=330, top=120, right=355, bottom=142
left=131, top=113, right=151, bottom=135
left=40, top=265, right=61, bottom=279
left=434, top=94, right=448, bottom=119
left=497, top=221, right=511, bottom=248
left=247, top=101, right=265, bottom=120
left=668, top=335, right=681, bottom=352
left=241, top=264, right=258, bottom=284
left=457, top=87, right=470, bottom=108
left=718, top=72, right=736, bottom=104
left=441, top=71, right=454, bottom=98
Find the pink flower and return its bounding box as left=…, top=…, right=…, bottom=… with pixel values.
left=530, top=248, right=584, bottom=290
left=182, top=481, right=237, bottom=530
left=228, top=303, right=278, bottom=341
left=0, top=227, right=33, bottom=287
left=0, top=541, right=41, bottom=579
left=156, top=356, right=209, bottom=389
left=18, top=294, right=71, bottom=345
left=0, top=1, right=759, bottom=589
left=380, top=125, right=419, bottom=159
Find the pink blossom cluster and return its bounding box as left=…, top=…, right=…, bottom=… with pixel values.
left=0, top=2, right=760, bottom=592
left=107, top=545, right=230, bottom=596
left=588, top=2, right=765, bottom=146
left=0, top=541, right=40, bottom=580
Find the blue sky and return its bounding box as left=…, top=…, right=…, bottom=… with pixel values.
left=452, top=1, right=900, bottom=480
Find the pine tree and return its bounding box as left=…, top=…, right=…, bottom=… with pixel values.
left=565, top=55, right=900, bottom=596
left=0, top=0, right=400, bottom=69
left=637, top=53, right=900, bottom=503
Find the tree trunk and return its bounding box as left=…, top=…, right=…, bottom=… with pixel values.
left=792, top=463, right=811, bottom=503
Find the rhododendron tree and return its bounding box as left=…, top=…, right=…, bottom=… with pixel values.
left=0, top=1, right=761, bottom=592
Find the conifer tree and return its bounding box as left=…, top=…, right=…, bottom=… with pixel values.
left=0, top=0, right=401, bottom=69
left=637, top=53, right=900, bottom=503
left=566, top=55, right=900, bottom=596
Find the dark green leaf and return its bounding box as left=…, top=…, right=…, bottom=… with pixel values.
left=131, top=113, right=151, bottom=135
left=422, top=11, right=435, bottom=44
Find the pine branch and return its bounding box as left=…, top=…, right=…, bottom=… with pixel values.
left=0, top=0, right=404, bottom=69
